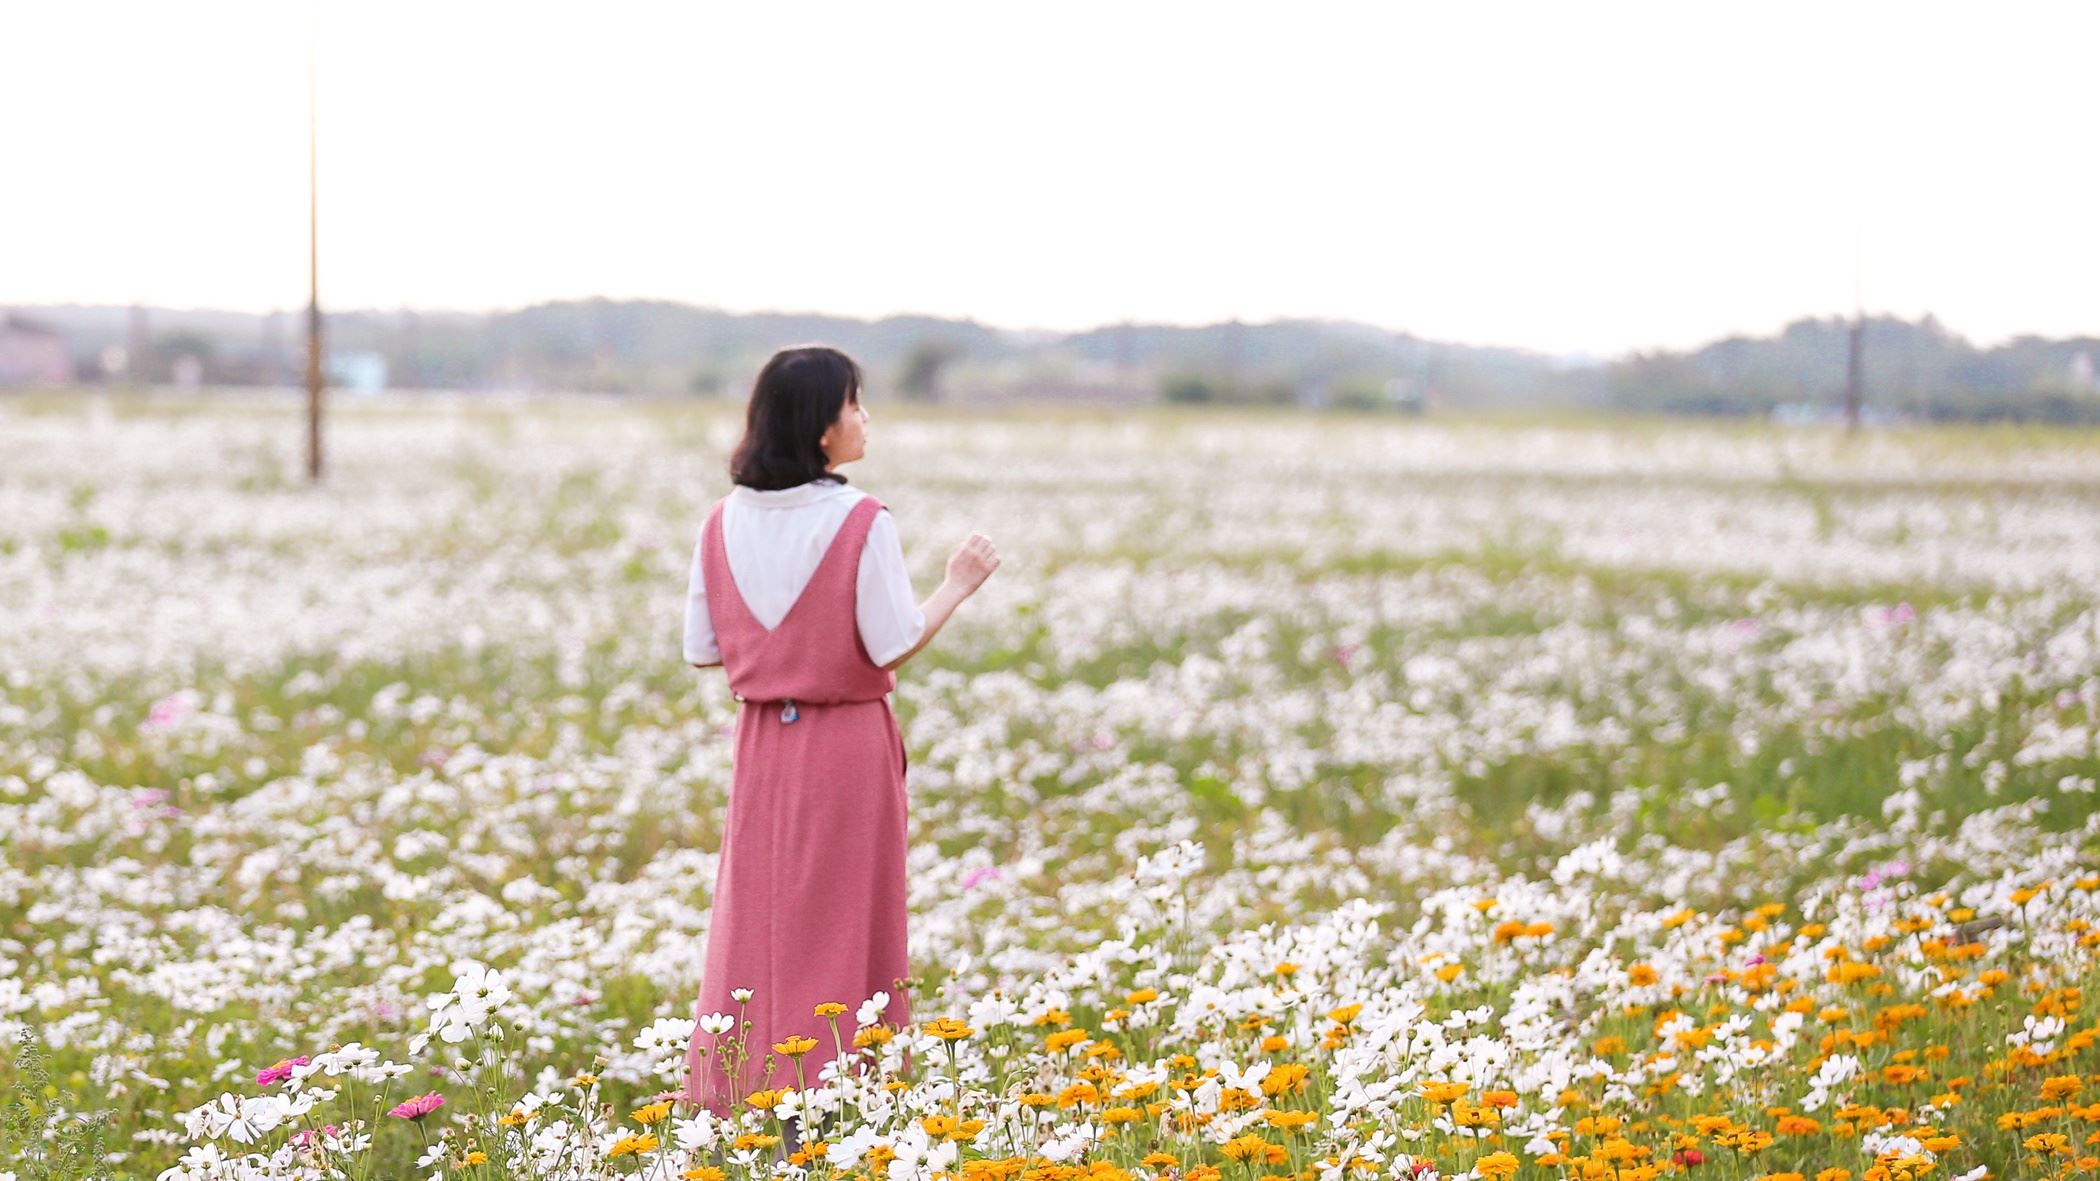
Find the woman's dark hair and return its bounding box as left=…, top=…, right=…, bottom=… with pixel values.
left=728, top=345, right=863, bottom=490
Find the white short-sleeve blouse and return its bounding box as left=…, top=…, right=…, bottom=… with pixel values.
left=683, top=479, right=927, bottom=669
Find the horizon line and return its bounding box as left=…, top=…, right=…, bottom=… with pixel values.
left=5, top=296, right=2091, bottom=362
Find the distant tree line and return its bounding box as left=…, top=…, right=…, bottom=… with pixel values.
left=14, top=300, right=2097, bottom=423
left=1597, top=315, right=2100, bottom=423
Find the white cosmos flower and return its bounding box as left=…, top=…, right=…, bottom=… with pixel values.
left=633, top=1015, right=697, bottom=1052
left=223, top=1093, right=288, bottom=1143
left=698, top=1012, right=735, bottom=1035
left=670, top=1115, right=719, bottom=1152
left=857, top=991, right=890, bottom=1027
left=1195, top=1058, right=1269, bottom=1111
left=451, top=960, right=514, bottom=1015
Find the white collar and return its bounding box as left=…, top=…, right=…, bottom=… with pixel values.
left=729, top=479, right=856, bottom=508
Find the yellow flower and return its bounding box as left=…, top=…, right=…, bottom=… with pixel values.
left=462, top=1151, right=487, bottom=1165
left=773, top=1035, right=818, bottom=1057
left=922, top=1017, right=974, bottom=1040
left=814, top=1002, right=847, bottom=1017
left=1475, top=1152, right=1520, bottom=1179
left=1221, top=1133, right=1274, bottom=1162
left=683, top=1169, right=728, bottom=1181
left=1776, top=1115, right=1820, bottom=1135
left=1127, top=987, right=1160, bottom=1004
left=1045, top=1028, right=1091, bottom=1053
left=608, top=1133, right=659, bottom=1157
left=1263, top=1109, right=1318, bottom=1131
left=1273, top=962, right=1299, bottom=977
left=744, top=1088, right=785, bottom=1112
left=630, top=1099, right=674, bottom=1125
left=1629, top=963, right=1659, bottom=986
left=1261, top=1062, right=1310, bottom=1096
left=1420, top=1080, right=1469, bottom=1104
left=1827, top=961, right=1883, bottom=985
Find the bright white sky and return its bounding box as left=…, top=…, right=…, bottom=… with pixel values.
left=5, top=1, right=2095, bottom=356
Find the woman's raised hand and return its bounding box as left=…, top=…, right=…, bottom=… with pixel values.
left=946, top=532, right=1000, bottom=594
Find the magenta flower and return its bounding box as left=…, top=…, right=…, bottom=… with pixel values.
left=388, top=1092, right=446, bottom=1120
left=141, top=692, right=197, bottom=731
left=255, top=1056, right=311, bottom=1087
left=961, top=866, right=1003, bottom=891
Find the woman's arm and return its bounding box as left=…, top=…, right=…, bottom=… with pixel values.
left=684, top=530, right=724, bottom=669
left=879, top=532, right=999, bottom=672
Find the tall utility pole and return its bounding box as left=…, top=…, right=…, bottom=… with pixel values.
left=304, top=32, right=326, bottom=481
left=1843, top=313, right=1863, bottom=433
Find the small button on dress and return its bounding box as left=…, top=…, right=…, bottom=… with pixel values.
left=681, top=493, right=914, bottom=1118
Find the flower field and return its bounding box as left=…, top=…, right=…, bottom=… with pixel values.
left=4, top=392, right=2099, bottom=1181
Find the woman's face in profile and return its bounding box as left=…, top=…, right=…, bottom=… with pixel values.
left=821, top=392, right=870, bottom=470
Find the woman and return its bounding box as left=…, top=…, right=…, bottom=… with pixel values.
left=677, top=344, right=999, bottom=1134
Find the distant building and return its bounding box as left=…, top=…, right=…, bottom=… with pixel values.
left=0, top=314, right=76, bottom=386
left=326, top=350, right=389, bottom=394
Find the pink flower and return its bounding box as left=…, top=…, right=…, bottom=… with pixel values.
left=1859, top=859, right=1909, bottom=891
left=1332, top=644, right=1359, bottom=668
left=291, top=1124, right=339, bottom=1147
left=255, top=1056, right=310, bottom=1087
left=141, top=692, right=197, bottom=732
left=388, top=1092, right=445, bottom=1121
left=961, top=866, right=1002, bottom=891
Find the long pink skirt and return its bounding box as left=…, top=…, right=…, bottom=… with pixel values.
left=682, top=696, right=913, bottom=1116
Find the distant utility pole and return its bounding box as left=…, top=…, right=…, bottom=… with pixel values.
left=1843, top=313, right=1863, bottom=433
left=304, top=32, right=325, bottom=481
left=127, top=303, right=150, bottom=387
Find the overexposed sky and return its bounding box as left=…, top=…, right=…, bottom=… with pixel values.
left=4, top=1, right=2096, bottom=356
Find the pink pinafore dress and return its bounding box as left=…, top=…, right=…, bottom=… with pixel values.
left=681, top=493, right=913, bottom=1117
